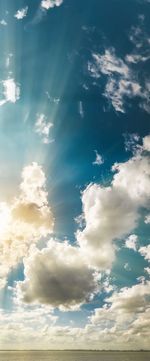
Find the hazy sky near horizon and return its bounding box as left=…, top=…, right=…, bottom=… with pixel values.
left=0, top=0, right=150, bottom=351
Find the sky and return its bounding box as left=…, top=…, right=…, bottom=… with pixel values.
left=0, top=0, right=150, bottom=351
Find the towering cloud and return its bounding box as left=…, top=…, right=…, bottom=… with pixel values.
left=0, top=163, right=54, bottom=289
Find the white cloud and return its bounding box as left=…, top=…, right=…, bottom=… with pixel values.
left=124, top=133, right=140, bottom=154
left=77, top=136, right=150, bottom=270
left=143, top=135, right=150, bottom=152
left=91, top=50, right=129, bottom=77
left=0, top=19, right=7, bottom=26
left=88, top=43, right=150, bottom=113
left=145, top=214, right=150, bottom=224
left=126, top=54, right=150, bottom=64
left=41, top=0, right=63, bottom=10
left=139, top=245, right=150, bottom=262
left=0, top=163, right=54, bottom=288
left=35, top=113, right=53, bottom=144
left=124, top=263, right=131, bottom=271
left=14, top=7, right=28, bottom=20
left=93, top=150, right=104, bottom=166
left=125, top=234, right=138, bottom=252
left=17, top=240, right=99, bottom=310
left=0, top=78, right=20, bottom=106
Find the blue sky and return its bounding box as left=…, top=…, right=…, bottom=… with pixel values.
left=0, top=0, right=150, bottom=350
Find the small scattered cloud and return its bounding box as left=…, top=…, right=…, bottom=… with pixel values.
left=125, top=234, right=138, bottom=252
left=35, top=113, right=53, bottom=144
left=124, top=133, right=140, bottom=154
left=145, top=214, right=150, bottom=224
left=0, top=78, right=20, bottom=106
left=0, top=19, right=7, bottom=26
left=139, top=245, right=150, bottom=262
left=93, top=150, right=104, bottom=166
left=41, top=0, right=63, bottom=10
left=124, top=262, right=131, bottom=271
left=14, top=6, right=28, bottom=20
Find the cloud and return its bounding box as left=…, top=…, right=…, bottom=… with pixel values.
left=17, top=240, right=98, bottom=310
left=0, top=19, right=7, bottom=26
left=14, top=7, right=28, bottom=20
left=145, top=214, right=150, bottom=224
left=90, top=281, right=150, bottom=337
left=93, top=150, right=104, bottom=166
left=41, top=0, right=63, bottom=10
left=124, top=133, right=140, bottom=154
left=125, top=234, right=138, bottom=252
left=0, top=78, right=20, bottom=106
left=143, top=135, right=150, bottom=152
left=88, top=48, right=142, bottom=113
left=77, top=135, right=150, bottom=269
left=0, top=163, right=54, bottom=288
left=78, top=101, right=84, bottom=118
left=139, top=245, right=150, bottom=262
left=35, top=113, right=53, bottom=144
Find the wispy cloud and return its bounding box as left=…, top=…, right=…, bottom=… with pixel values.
left=93, top=150, right=104, bottom=166
left=35, top=113, right=53, bottom=144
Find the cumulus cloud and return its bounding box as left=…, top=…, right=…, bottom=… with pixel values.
left=93, top=150, right=104, bottom=166
left=139, top=245, right=150, bottom=262
left=125, top=234, right=138, bottom=251
left=0, top=163, right=54, bottom=288
left=17, top=240, right=98, bottom=310
left=35, top=113, right=53, bottom=144
left=90, top=281, right=150, bottom=345
left=77, top=135, right=150, bottom=270
left=41, top=0, right=63, bottom=10
left=14, top=7, right=28, bottom=20
left=0, top=78, right=20, bottom=106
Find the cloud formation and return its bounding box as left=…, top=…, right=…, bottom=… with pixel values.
left=17, top=240, right=98, bottom=310
left=0, top=163, right=54, bottom=288
left=77, top=135, right=150, bottom=269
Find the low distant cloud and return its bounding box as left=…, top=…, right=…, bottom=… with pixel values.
left=14, top=6, right=28, bottom=20
left=0, top=78, right=20, bottom=106
left=93, top=150, right=104, bottom=166
left=35, top=113, right=53, bottom=144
